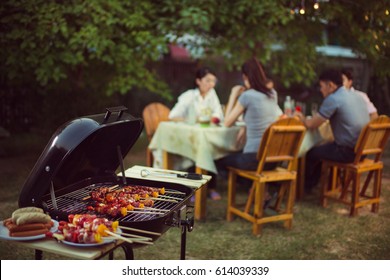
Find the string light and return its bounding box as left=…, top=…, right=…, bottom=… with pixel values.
left=386, top=9, right=389, bottom=16
left=314, top=0, right=319, bottom=10
left=299, top=0, right=305, bottom=15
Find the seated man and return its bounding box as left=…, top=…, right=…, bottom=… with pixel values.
left=295, top=69, right=370, bottom=193
left=341, top=69, right=378, bottom=120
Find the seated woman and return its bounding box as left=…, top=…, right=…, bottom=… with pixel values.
left=216, top=58, right=283, bottom=204
left=168, top=66, right=224, bottom=123
left=169, top=66, right=224, bottom=200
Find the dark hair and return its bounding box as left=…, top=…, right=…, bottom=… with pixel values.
left=195, top=66, right=216, bottom=80
left=241, top=58, right=271, bottom=96
left=319, top=69, right=343, bottom=87
left=341, top=69, right=353, bottom=81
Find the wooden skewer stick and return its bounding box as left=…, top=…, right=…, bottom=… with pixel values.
left=146, top=197, right=179, bottom=203
left=118, top=225, right=161, bottom=236
left=82, top=185, right=119, bottom=200
left=104, top=230, right=153, bottom=245
left=120, top=232, right=152, bottom=240
left=133, top=207, right=169, bottom=212
left=128, top=211, right=164, bottom=215
left=103, top=230, right=132, bottom=244
left=159, top=195, right=183, bottom=200
left=164, top=190, right=186, bottom=195
left=144, top=207, right=170, bottom=212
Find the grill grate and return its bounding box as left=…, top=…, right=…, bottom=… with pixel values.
left=45, top=182, right=187, bottom=222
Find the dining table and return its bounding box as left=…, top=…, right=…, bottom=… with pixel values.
left=148, top=121, right=245, bottom=220
left=148, top=120, right=334, bottom=219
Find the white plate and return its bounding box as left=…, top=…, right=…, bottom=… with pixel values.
left=0, top=219, right=59, bottom=241
left=235, top=121, right=246, bottom=127
left=60, top=228, right=122, bottom=247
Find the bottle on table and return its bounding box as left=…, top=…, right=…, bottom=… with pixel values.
left=284, top=96, right=293, bottom=116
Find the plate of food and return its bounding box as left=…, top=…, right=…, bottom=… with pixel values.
left=59, top=228, right=122, bottom=247
left=0, top=219, right=59, bottom=241
left=0, top=207, right=58, bottom=241
left=52, top=214, right=122, bottom=247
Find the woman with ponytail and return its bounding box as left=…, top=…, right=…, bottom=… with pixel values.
left=217, top=58, right=283, bottom=181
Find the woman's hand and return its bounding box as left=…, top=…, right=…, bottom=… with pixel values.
left=230, top=85, right=246, bottom=100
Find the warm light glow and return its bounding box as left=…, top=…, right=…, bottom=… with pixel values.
left=386, top=9, right=389, bottom=16
left=364, top=15, right=369, bottom=21
left=299, top=8, right=305, bottom=15
left=375, top=44, right=380, bottom=51
left=314, top=3, right=319, bottom=10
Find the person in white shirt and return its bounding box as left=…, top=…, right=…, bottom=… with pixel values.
left=169, top=66, right=223, bottom=200
left=169, top=67, right=224, bottom=123
left=341, top=69, right=378, bottom=120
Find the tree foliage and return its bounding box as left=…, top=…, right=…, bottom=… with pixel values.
left=0, top=0, right=389, bottom=98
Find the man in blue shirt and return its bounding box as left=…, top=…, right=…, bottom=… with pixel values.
left=296, top=69, right=370, bottom=193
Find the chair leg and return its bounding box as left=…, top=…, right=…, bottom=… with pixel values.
left=340, top=169, right=352, bottom=200
left=274, top=183, right=286, bottom=211
left=320, top=163, right=330, bottom=207
left=360, top=171, right=374, bottom=197
left=284, top=180, right=296, bottom=229
left=245, top=182, right=255, bottom=213
left=146, top=148, right=153, bottom=167
left=372, top=169, right=381, bottom=213
left=297, top=157, right=305, bottom=201
left=226, top=171, right=237, bottom=222
left=252, top=182, right=264, bottom=236
left=350, top=174, right=360, bottom=217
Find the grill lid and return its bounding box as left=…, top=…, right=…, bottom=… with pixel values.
left=19, top=106, right=143, bottom=207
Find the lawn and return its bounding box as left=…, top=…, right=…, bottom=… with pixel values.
left=0, top=131, right=389, bottom=260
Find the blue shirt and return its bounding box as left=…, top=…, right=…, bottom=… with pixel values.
left=319, top=86, right=369, bottom=148
left=239, top=89, right=283, bottom=153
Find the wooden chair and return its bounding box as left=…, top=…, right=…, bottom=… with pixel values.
left=320, top=115, right=390, bottom=216
left=142, top=102, right=170, bottom=167
left=226, top=117, right=306, bottom=236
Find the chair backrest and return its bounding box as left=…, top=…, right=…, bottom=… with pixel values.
left=256, top=117, right=306, bottom=173
left=142, top=102, right=170, bottom=141
left=353, top=115, right=390, bottom=164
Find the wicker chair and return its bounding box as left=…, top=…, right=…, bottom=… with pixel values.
left=226, top=117, right=306, bottom=235
left=142, top=103, right=170, bottom=167
left=320, top=115, right=390, bottom=216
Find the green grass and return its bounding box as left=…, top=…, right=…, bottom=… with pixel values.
left=1, top=132, right=390, bottom=260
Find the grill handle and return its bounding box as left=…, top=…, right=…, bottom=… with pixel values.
left=104, top=106, right=128, bottom=122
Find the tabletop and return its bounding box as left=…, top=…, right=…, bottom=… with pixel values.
left=148, top=121, right=245, bottom=174
left=10, top=238, right=125, bottom=260
left=124, top=165, right=211, bottom=189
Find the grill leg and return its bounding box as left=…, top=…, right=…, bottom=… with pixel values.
left=121, top=244, right=134, bottom=260
left=180, top=225, right=187, bottom=260
left=35, top=249, right=43, bottom=260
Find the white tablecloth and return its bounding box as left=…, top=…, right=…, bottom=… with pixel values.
left=298, top=121, right=334, bottom=157
left=148, top=122, right=244, bottom=174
